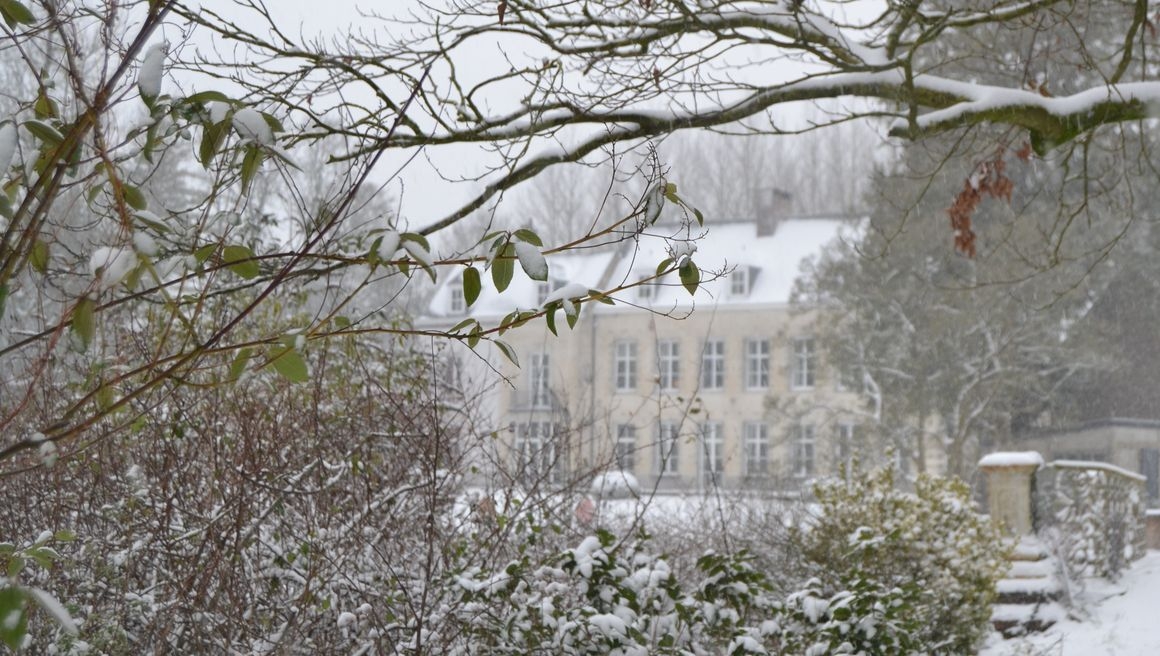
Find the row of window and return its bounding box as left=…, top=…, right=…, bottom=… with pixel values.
left=513, top=420, right=895, bottom=485
left=614, top=422, right=862, bottom=479
left=613, top=337, right=816, bottom=393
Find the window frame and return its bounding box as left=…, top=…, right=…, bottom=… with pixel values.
left=744, top=422, right=770, bottom=477
left=615, top=424, right=637, bottom=472
left=657, top=422, right=680, bottom=475
left=614, top=340, right=638, bottom=392
left=514, top=421, right=560, bottom=484
left=700, top=339, right=725, bottom=390
left=658, top=339, right=681, bottom=391
left=529, top=352, right=551, bottom=408
left=792, top=423, right=816, bottom=478
left=791, top=337, right=816, bottom=390
left=701, top=421, right=725, bottom=484
left=744, top=338, right=770, bottom=390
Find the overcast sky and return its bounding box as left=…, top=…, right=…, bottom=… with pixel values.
left=175, top=0, right=882, bottom=240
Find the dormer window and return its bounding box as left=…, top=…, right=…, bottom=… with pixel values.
left=449, top=276, right=465, bottom=313
left=731, top=266, right=756, bottom=297
left=637, top=275, right=654, bottom=301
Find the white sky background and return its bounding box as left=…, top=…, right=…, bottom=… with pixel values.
left=172, top=0, right=888, bottom=239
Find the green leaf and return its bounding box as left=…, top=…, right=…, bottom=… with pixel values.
left=193, top=243, right=217, bottom=264
left=545, top=305, right=559, bottom=336
left=52, top=530, right=76, bottom=543
left=589, top=289, right=615, bottom=305
left=463, top=266, right=482, bottom=306
left=656, top=257, right=673, bottom=277
left=6, top=556, right=24, bottom=578
left=239, top=144, right=262, bottom=195
left=199, top=120, right=229, bottom=167
left=222, top=244, right=259, bottom=279
left=268, top=348, right=308, bottom=383
left=513, top=228, right=543, bottom=247
left=565, top=303, right=580, bottom=329
left=0, top=284, right=7, bottom=322
left=491, top=242, right=515, bottom=293
left=122, top=184, right=146, bottom=210
left=33, top=89, right=56, bottom=119
left=71, top=296, right=95, bottom=351
left=228, top=347, right=253, bottom=382
left=679, top=259, right=700, bottom=295
left=29, top=239, right=48, bottom=274
left=494, top=339, right=519, bottom=367
left=23, top=119, right=62, bottom=147
left=450, top=318, right=476, bottom=334
left=466, top=325, right=481, bottom=349
left=693, top=207, right=705, bottom=227
left=0, top=586, right=28, bottom=650
left=184, top=90, right=231, bottom=105
left=0, top=0, right=35, bottom=26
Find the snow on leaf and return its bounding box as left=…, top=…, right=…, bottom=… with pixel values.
left=208, top=101, right=230, bottom=125
left=26, top=587, right=77, bottom=635
left=232, top=107, right=273, bottom=145
left=402, top=239, right=432, bottom=268
left=515, top=241, right=548, bottom=281
left=89, top=247, right=137, bottom=290
left=376, top=231, right=400, bottom=262
left=644, top=182, right=665, bottom=224
left=133, top=231, right=158, bottom=257
left=138, top=42, right=168, bottom=100
left=0, top=123, right=15, bottom=174
left=542, top=282, right=588, bottom=306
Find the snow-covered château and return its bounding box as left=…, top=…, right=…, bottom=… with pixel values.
left=420, top=214, right=946, bottom=494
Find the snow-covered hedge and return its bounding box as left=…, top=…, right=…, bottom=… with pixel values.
left=796, top=468, right=1009, bottom=655
left=1035, top=460, right=1147, bottom=579
left=409, top=530, right=922, bottom=655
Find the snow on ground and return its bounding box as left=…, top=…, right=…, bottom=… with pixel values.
left=981, top=550, right=1160, bottom=656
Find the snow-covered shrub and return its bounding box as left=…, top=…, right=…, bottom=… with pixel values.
left=796, top=467, right=1008, bottom=654
left=430, top=530, right=922, bottom=655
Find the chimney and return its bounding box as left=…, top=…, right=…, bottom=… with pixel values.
left=757, top=187, right=793, bottom=236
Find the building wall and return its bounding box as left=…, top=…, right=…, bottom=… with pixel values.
left=491, top=301, right=943, bottom=492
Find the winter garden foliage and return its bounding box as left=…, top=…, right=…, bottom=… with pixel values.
left=3, top=0, right=1154, bottom=651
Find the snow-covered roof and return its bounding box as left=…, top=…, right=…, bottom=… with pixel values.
left=421, top=216, right=857, bottom=320
left=614, top=217, right=856, bottom=309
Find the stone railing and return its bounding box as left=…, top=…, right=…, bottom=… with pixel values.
left=978, top=452, right=1147, bottom=579
left=1034, top=460, right=1147, bottom=578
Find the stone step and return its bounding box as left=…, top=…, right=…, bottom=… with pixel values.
left=991, top=602, right=1065, bottom=637
left=996, top=576, right=1064, bottom=605
left=1008, top=537, right=1050, bottom=562
left=1007, top=558, right=1055, bottom=579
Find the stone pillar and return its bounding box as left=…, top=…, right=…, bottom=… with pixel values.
left=978, top=452, right=1044, bottom=536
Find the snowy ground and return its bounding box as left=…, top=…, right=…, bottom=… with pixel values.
left=981, top=550, right=1160, bottom=656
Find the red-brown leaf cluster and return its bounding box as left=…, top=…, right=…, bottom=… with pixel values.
left=947, top=148, right=1017, bottom=258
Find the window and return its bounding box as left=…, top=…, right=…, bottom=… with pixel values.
left=744, top=422, right=769, bottom=477
left=515, top=422, right=559, bottom=483
left=449, top=276, right=465, bottom=313
left=657, top=422, right=679, bottom=475
left=745, top=338, right=770, bottom=390
left=637, top=275, right=654, bottom=301
left=791, top=337, right=816, bottom=390
left=836, top=423, right=856, bottom=466
left=700, top=339, right=725, bottom=390
left=658, top=340, right=680, bottom=390
left=529, top=353, right=551, bottom=408
left=615, top=341, right=637, bottom=391
left=701, top=422, right=724, bottom=484
left=731, top=267, right=751, bottom=296
left=792, top=424, right=815, bottom=478
left=615, top=425, right=637, bottom=472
